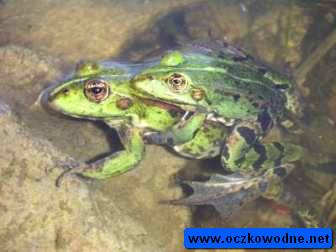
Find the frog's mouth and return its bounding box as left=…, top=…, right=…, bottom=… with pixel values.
left=140, top=97, right=196, bottom=115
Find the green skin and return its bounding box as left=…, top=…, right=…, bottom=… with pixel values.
left=46, top=46, right=311, bottom=224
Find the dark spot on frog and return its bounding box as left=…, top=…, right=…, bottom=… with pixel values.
left=202, top=126, right=210, bottom=133
left=217, top=51, right=224, bottom=58
left=221, top=144, right=230, bottom=160
left=257, top=67, right=267, bottom=75
left=234, top=156, right=245, bottom=167
left=272, top=142, right=285, bottom=152
left=233, top=94, right=240, bottom=102
left=232, top=56, right=248, bottom=62
left=62, top=88, right=70, bottom=95
left=272, top=142, right=286, bottom=167
left=257, top=109, right=272, bottom=132
left=252, top=143, right=267, bottom=170
left=168, top=110, right=183, bottom=118
left=205, top=98, right=212, bottom=106
left=237, top=127, right=256, bottom=145
left=274, top=167, right=287, bottom=177
left=274, top=84, right=290, bottom=90
left=252, top=102, right=259, bottom=108
left=166, top=134, right=175, bottom=146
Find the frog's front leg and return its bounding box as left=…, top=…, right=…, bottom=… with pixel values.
left=145, top=113, right=206, bottom=146
left=56, top=124, right=145, bottom=186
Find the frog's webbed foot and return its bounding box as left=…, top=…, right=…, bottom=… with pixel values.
left=167, top=173, right=263, bottom=220
left=294, top=209, right=320, bottom=228
left=55, top=157, right=81, bottom=170
left=55, top=169, right=76, bottom=187
left=55, top=159, right=93, bottom=187
left=278, top=188, right=323, bottom=227
left=167, top=165, right=294, bottom=221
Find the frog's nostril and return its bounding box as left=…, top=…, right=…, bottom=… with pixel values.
left=62, top=88, right=70, bottom=95
left=47, top=91, right=58, bottom=105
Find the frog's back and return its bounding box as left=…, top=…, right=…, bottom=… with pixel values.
left=134, top=41, right=298, bottom=121
left=179, top=41, right=290, bottom=119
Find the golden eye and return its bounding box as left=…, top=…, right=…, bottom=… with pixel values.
left=167, top=73, right=187, bottom=92
left=84, top=79, right=110, bottom=103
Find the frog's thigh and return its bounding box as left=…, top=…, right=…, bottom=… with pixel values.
left=228, top=141, right=304, bottom=175
left=221, top=121, right=263, bottom=172
left=173, top=123, right=227, bottom=159
left=83, top=126, right=145, bottom=179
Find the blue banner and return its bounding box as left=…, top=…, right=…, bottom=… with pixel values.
left=184, top=228, right=333, bottom=249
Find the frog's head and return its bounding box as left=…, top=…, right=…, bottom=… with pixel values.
left=131, top=51, right=210, bottom=109
left=47, top=63, right=135, bottom=119
left=47, top=78, right=135, bottom=119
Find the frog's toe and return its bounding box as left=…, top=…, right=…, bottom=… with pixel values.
left=55, top=168, right=94, bottom=187
left=294, top=209, right=321, bottom=228
left=55, top=169, right=74, bottom=187
left=165, top=173, right=263, bottom=221
left=55, top=160, right=90, bottom=187
left=56, top=157, right=81, bottom=170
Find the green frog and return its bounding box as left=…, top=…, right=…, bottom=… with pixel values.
left=130, top=41, right=303, bottom=174
left=45, top=43, right=316, bottom=226
left=126, top=41, right=317, bottom=224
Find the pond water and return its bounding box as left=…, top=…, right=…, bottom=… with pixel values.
left=0, top=0, right=335, bottom=251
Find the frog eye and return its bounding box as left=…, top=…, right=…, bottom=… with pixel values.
left=84, top=79, right=110, bottom=103
left=167, top=73, right=187, bottom=92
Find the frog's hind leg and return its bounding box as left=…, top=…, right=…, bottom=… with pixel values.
left=221, top=114, right=304, bottom=173
left=168, top=164, right=296, bottom=223
left=239, top=141, right=304, bottom=174
left=221, top=139, right=317, bottom=226
left=221, top=120, right=266, bottom=173
left=241, top=143, right=319, bottom=226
